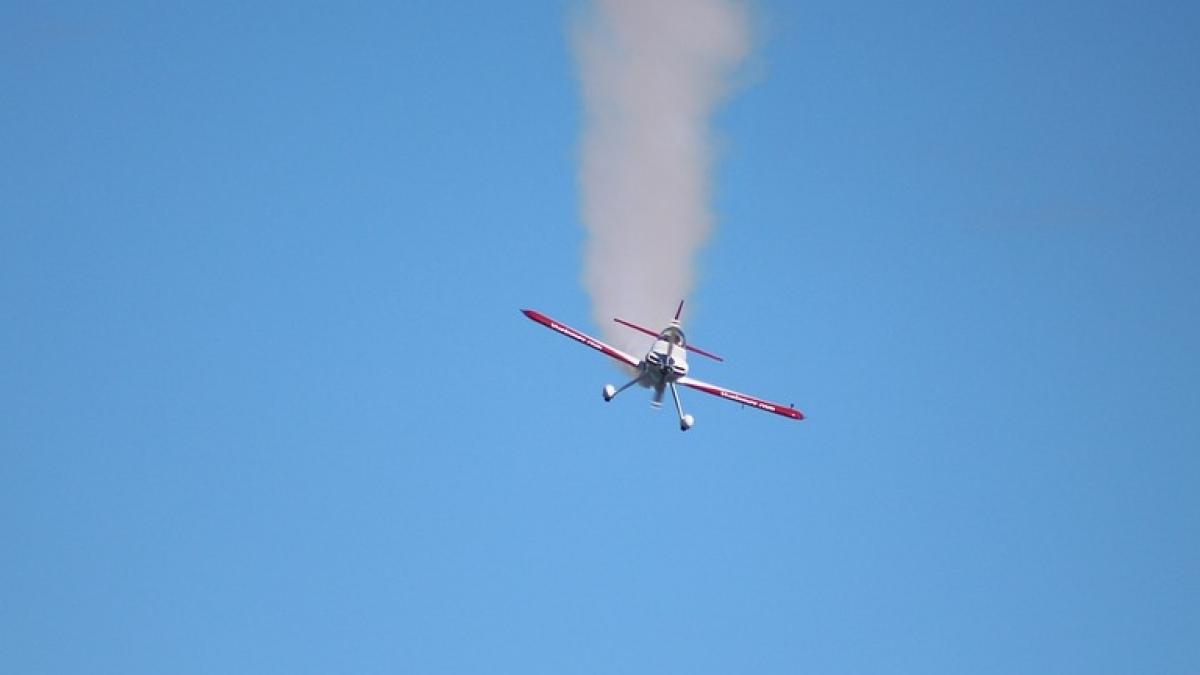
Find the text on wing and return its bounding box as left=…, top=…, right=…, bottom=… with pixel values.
left=718, top=389, right=776, bottom=412
left=551, top=321, right=607, bottom=354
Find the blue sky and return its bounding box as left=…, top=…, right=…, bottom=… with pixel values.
left=3, top=1, right=1198, bottom=673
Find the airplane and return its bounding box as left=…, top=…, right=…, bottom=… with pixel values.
left=522, top=300, right=804, bottom=431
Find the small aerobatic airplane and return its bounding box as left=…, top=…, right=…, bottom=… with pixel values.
left=522, top=301, right=804, bottom=431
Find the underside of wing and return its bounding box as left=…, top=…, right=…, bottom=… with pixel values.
left=677, top=376, right=804, bottom=420
left=522, top=309, right=640, bottom=369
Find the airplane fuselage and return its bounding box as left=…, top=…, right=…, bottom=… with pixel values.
left=641, top=339, right=687, bottom=380
left=625, top=322, right=691, bottom=408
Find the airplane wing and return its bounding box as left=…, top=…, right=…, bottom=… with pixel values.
left=676, top=376, right=805, bottom=420
left=522, top=309, right=640, bottom=369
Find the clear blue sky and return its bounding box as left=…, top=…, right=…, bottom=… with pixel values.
left=3, top=1, right=1198, bottom=673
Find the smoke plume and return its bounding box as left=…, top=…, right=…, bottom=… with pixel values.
left=573, top=0, right=751, bottom=355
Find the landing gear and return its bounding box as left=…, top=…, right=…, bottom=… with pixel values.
left=603, top=375, right=696, bottom=431
left=602, top=376, right=640, bottom=403
left=669, top=382, right=695, bottom=431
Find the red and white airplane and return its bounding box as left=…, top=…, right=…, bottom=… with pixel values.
left=522, top=301, right=804, bottom=431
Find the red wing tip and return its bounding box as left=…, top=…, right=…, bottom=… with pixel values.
left=522, top=308, right=550, bottom=324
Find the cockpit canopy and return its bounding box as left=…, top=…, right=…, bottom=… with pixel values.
left=658, top=326, right=686, bottom=347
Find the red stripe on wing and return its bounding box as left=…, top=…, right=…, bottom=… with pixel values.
left=522, top=309, right=640, bottom=369
left=677, top=376, right=804, bottom=420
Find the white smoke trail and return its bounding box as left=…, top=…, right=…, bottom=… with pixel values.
left=573, top=0, right=751, bottom=355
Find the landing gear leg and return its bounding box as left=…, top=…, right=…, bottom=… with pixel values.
left=603, top=376, right=641, bottom=402
left=669, top=381, right=695, bottom=431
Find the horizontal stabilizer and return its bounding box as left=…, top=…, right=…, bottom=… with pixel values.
left=685, top=344, right=724, bottom=362
left=613, top=317, right=659, bottom=340
left=613, top=317, right=724, bottom=362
